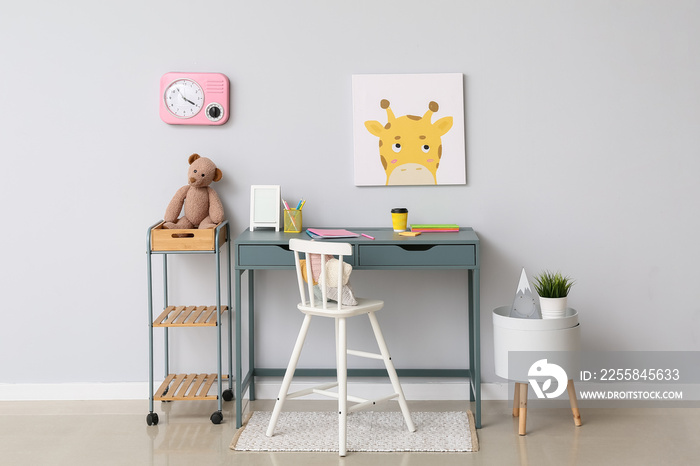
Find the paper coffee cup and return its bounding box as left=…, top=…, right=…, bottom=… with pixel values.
left=391, top=208, right=408, bottom=232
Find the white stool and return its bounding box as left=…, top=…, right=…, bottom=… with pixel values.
left=493, top=306, right=583, bottom=435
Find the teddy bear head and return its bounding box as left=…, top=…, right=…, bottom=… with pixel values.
left=187, top=153, right=222, bottom=188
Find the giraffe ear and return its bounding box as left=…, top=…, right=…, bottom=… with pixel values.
left=364, top=120, right=384, bottom=137
left=433, top=116, right=453, bottom=136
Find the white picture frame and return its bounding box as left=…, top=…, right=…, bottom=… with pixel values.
left=250, top=185, right=281, bottom=231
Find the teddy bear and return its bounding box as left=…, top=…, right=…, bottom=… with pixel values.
left=163, top=154, right=224, bottom=229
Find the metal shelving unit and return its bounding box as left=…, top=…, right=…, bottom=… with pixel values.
left=146, top=220, right=233, bottom=425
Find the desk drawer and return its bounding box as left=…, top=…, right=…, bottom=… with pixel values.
left=358, top=244, right=475, bottom=267
left=238, top=245, right=294, bottom=267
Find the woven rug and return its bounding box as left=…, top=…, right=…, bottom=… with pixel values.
left=231, top=411, right=479, bottom=452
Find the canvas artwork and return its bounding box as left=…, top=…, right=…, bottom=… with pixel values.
left=352, top=73, right=466, bottom=186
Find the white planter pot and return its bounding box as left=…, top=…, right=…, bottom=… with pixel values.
left=539, top=296, right=568, bottom=319
left=493, top=306, right=580, bottom=382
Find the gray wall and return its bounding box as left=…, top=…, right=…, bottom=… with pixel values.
left=2, top=1, right=699, bottom=391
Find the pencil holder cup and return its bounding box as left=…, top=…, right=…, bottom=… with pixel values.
left=284, top=209, right=302, bottom=233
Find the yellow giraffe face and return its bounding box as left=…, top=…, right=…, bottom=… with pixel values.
left=364, top=100, right=453, bottom=185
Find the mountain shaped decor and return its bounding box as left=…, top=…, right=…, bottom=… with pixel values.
left=509, top=268, right=542, bottom=319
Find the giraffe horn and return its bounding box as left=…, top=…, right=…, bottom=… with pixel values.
left=381, top=99, right=395, bottom=122
left=422, top=101, right=439, bottom=120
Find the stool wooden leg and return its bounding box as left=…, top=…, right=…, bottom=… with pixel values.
left=567, top=379, right=582, bottom=427
left=518, top=382, right=528, bottom=436
left=513, top=383, right=520, bottom=417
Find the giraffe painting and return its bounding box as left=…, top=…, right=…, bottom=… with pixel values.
left=352, top=73, right=465, bottom=186
left=364, top=99, right=453, bottom=185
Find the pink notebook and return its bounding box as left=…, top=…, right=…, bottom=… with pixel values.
left=306, top=228, right=360, bottom=238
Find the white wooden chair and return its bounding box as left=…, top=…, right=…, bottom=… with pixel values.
left=266, top=238, right=415, bottom=456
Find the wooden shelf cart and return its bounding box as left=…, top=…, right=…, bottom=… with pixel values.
left=146, top=220, right=233, bottom=425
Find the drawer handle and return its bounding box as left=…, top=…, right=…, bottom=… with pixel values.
left=172, top=233, right=195, bottom=238
left=276, top=245, right=291, bottom=252
left=397, top=245, right=436, bottom=252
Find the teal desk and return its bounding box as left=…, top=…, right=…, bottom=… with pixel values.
left=233, top=227, right=481, bottom=428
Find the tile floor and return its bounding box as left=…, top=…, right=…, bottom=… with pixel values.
left=0, top=398, right=696, bottom=465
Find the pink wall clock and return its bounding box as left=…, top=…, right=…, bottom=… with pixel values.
left=160, top=72, right=230, bottom=125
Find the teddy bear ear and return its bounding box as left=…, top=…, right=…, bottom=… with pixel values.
left=213, top=168, right=223, bottom=182
left=188, top=153, right=201, bottom=164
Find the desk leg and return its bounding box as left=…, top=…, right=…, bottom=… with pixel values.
left=469, top=268, right=481, bottom=428
left=468, top=273, right=475, bottom=403
left=235, top=269, right=243, bottom=428
left=248, top=270, right=255, bottom=401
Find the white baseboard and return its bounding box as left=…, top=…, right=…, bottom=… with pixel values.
left=0, top=383, right=148, bottom=401
left=0, top=380, right=509, bottom=402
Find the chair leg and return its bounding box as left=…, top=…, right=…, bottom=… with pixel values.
left=567, top=379, right=582, bottom=427
left=337, top=317, right=347, bottom=457
left=266, top=314, right=313, bottom=437
left=513, top=383, right=520, bottom=417
left=335, top=317, right=340, bottom=373
left=518, top=382, right=528, bottom=436
left=367, top=311, right=416, bottom=432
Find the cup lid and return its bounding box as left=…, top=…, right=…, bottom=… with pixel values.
left=391, top=208, right=408, bottom=213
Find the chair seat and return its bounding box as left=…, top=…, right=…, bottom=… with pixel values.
left=298, top=298, right=384, bottom=318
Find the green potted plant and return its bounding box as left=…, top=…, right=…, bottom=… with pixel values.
left=533, top=271, right=574, bottom=318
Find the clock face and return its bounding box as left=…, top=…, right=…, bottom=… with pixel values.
left=164, top=79, right=204, bottom=118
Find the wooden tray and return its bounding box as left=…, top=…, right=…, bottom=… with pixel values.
left=150, top=221, right=226, bottom=251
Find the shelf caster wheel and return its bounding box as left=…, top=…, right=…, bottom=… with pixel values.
left=146, top=412, right=159, bottom=426
left=210, top=411, right=223, bottom=425
left=222, top=389, right=234, bottom=402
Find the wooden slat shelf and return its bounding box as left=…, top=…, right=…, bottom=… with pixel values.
left=153, top=305, right=228, bottom=327
left=154, top=373, right=229, bottom=401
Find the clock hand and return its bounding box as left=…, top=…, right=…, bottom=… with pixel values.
left=176, top=88, right=197, bottom=106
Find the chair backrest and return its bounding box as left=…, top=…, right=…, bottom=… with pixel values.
left=289, top=238, right=352, bottom=311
